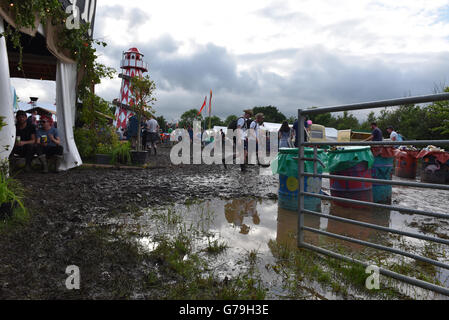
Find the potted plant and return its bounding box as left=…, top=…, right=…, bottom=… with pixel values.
left=129, top=75, right=157, bottom=165
left=95, top=143, right=113, bottom=165
left=111, top=142, right=132, bottom=165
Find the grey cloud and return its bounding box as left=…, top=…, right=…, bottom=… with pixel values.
left=254, top=2, right=315, bottom=25
left=92, top=5, right=449, bottom=122
left=98, top=40, right=449, bottom=121
left=94, top=5, right=151, bottom=39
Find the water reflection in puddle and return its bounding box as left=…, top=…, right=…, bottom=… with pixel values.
left=119, top=172, right=449, bottom=299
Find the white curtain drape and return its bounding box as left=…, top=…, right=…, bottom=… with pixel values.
left=0, top=17, right=15, bottom=165
left=56, top=62, right=82, bottom=170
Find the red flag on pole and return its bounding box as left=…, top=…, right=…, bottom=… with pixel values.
left=197, top=96, right=207, bottom=116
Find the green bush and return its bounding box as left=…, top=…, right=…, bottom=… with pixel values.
left=75, top=126, right=122, bottom=161
left=74, top=127, right=97, bottom=160
left=0, top=172, right=25, bottom=216
left=111, top=142, right=131, bottom=165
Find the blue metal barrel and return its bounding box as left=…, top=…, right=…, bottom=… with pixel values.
left=372, top=156, right=394, bottom=204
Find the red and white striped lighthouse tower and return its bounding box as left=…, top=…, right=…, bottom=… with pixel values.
left=114, top=47, right=149, bottom=130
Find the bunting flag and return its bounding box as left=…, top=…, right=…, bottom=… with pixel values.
left=197, top=96, right=207, bottom=116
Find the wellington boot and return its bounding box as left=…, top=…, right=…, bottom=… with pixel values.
left=55, top=155, right=64, bottom=173
left=24, top=164, right=32, bottom=173
left=38, top=155, right=48, bottom=173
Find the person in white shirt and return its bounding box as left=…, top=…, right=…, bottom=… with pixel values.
left=248, top=113, right=264, bottom=164
left=248, top=113, right=264, bottom=143
left=235, top=109, right=253, bottom=172
left=387, top=126, right=403, bottom=148
left=146, top=116, right=160, bottom=155
left=387, top=126, right=400, bottom=142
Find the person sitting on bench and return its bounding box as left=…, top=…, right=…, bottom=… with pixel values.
left=36, top=115, right=64, bottom=173
left=11, top=111, right=37, bottom=172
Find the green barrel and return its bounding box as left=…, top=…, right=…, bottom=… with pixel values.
left=372, top=156, right=394, bottom=204
left=271, top=148, right=327, bottom=212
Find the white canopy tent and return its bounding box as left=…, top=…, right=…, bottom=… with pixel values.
left=0, top=1, right=97, bottom=171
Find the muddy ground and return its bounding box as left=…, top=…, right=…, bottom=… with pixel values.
left=0, top=147, right=278, bottom=299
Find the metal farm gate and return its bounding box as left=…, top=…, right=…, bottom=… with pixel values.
left=297, top=93, right=449, bottom=296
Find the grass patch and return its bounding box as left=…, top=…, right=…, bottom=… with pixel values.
left=267, top=240, right=408, bottom=300
left=146, top=233, right=265, bottom=300
left=0, top=206, right=30, bottom=233
left=204, top=239, right=229, bottom=255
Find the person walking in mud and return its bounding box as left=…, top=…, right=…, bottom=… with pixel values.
left=236, top=109, right=253, bottom=172
left=248, top=113, right=265, bottom=165
left=146, top=116, right=160, bottom=155
left=127, top=114, right=139, bottom=149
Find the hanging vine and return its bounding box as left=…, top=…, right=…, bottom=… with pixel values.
left=0, top=0, right=116, bottom=126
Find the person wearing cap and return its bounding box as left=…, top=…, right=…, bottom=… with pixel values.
left=387, top=126, right=403, bottom=142
left=237, top=109, right=253, bottom=130
left=11, top=111, right=37, bottom=172
left=36, top=115, right=64, bottom=173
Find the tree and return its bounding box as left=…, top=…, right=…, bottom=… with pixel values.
left=224, top=115, right=238, bottom=126
left=204, top=116, right=224, bottom=128
left=287, top=116, right=296, bottom=124
left=309, top=112, right=337, bottom=128
left=334, top=111, right=360, bottom=130
left=130, top=75, right=157, bottom=151
left=359, top=112, right=377, bottom=132
left=252, top=106, right=286, bottom=123
left=427, top=87, right=449, bottom=138
left=179, top=109, right=203, bottom=128
left=376, top=104, right=426, bottom=140
left=156, top=115, right=168, bottom=132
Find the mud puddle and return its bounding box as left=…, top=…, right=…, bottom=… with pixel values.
left=102, top=185, right=448, bottom=300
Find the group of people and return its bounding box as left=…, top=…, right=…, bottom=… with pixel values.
left=11, top=111, right=63, bottom=173
left=364, top=122, right=404, bottom=143
left=233, top=109, right=302, bottom=171
left=123, top=115, right=160, bottom=155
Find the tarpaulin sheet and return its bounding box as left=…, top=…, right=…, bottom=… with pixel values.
left=327, top=146, right=374, bottom=173
left=397, top=150, right=420, bottom=159
left=416, top=150, right=449, bottom=165
left=371, top=147, right=401, bottom=159
left=271, top=148, right=327, bottom=177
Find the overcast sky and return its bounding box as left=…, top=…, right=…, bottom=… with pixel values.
left=12, top=0, right=449, bottom=122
